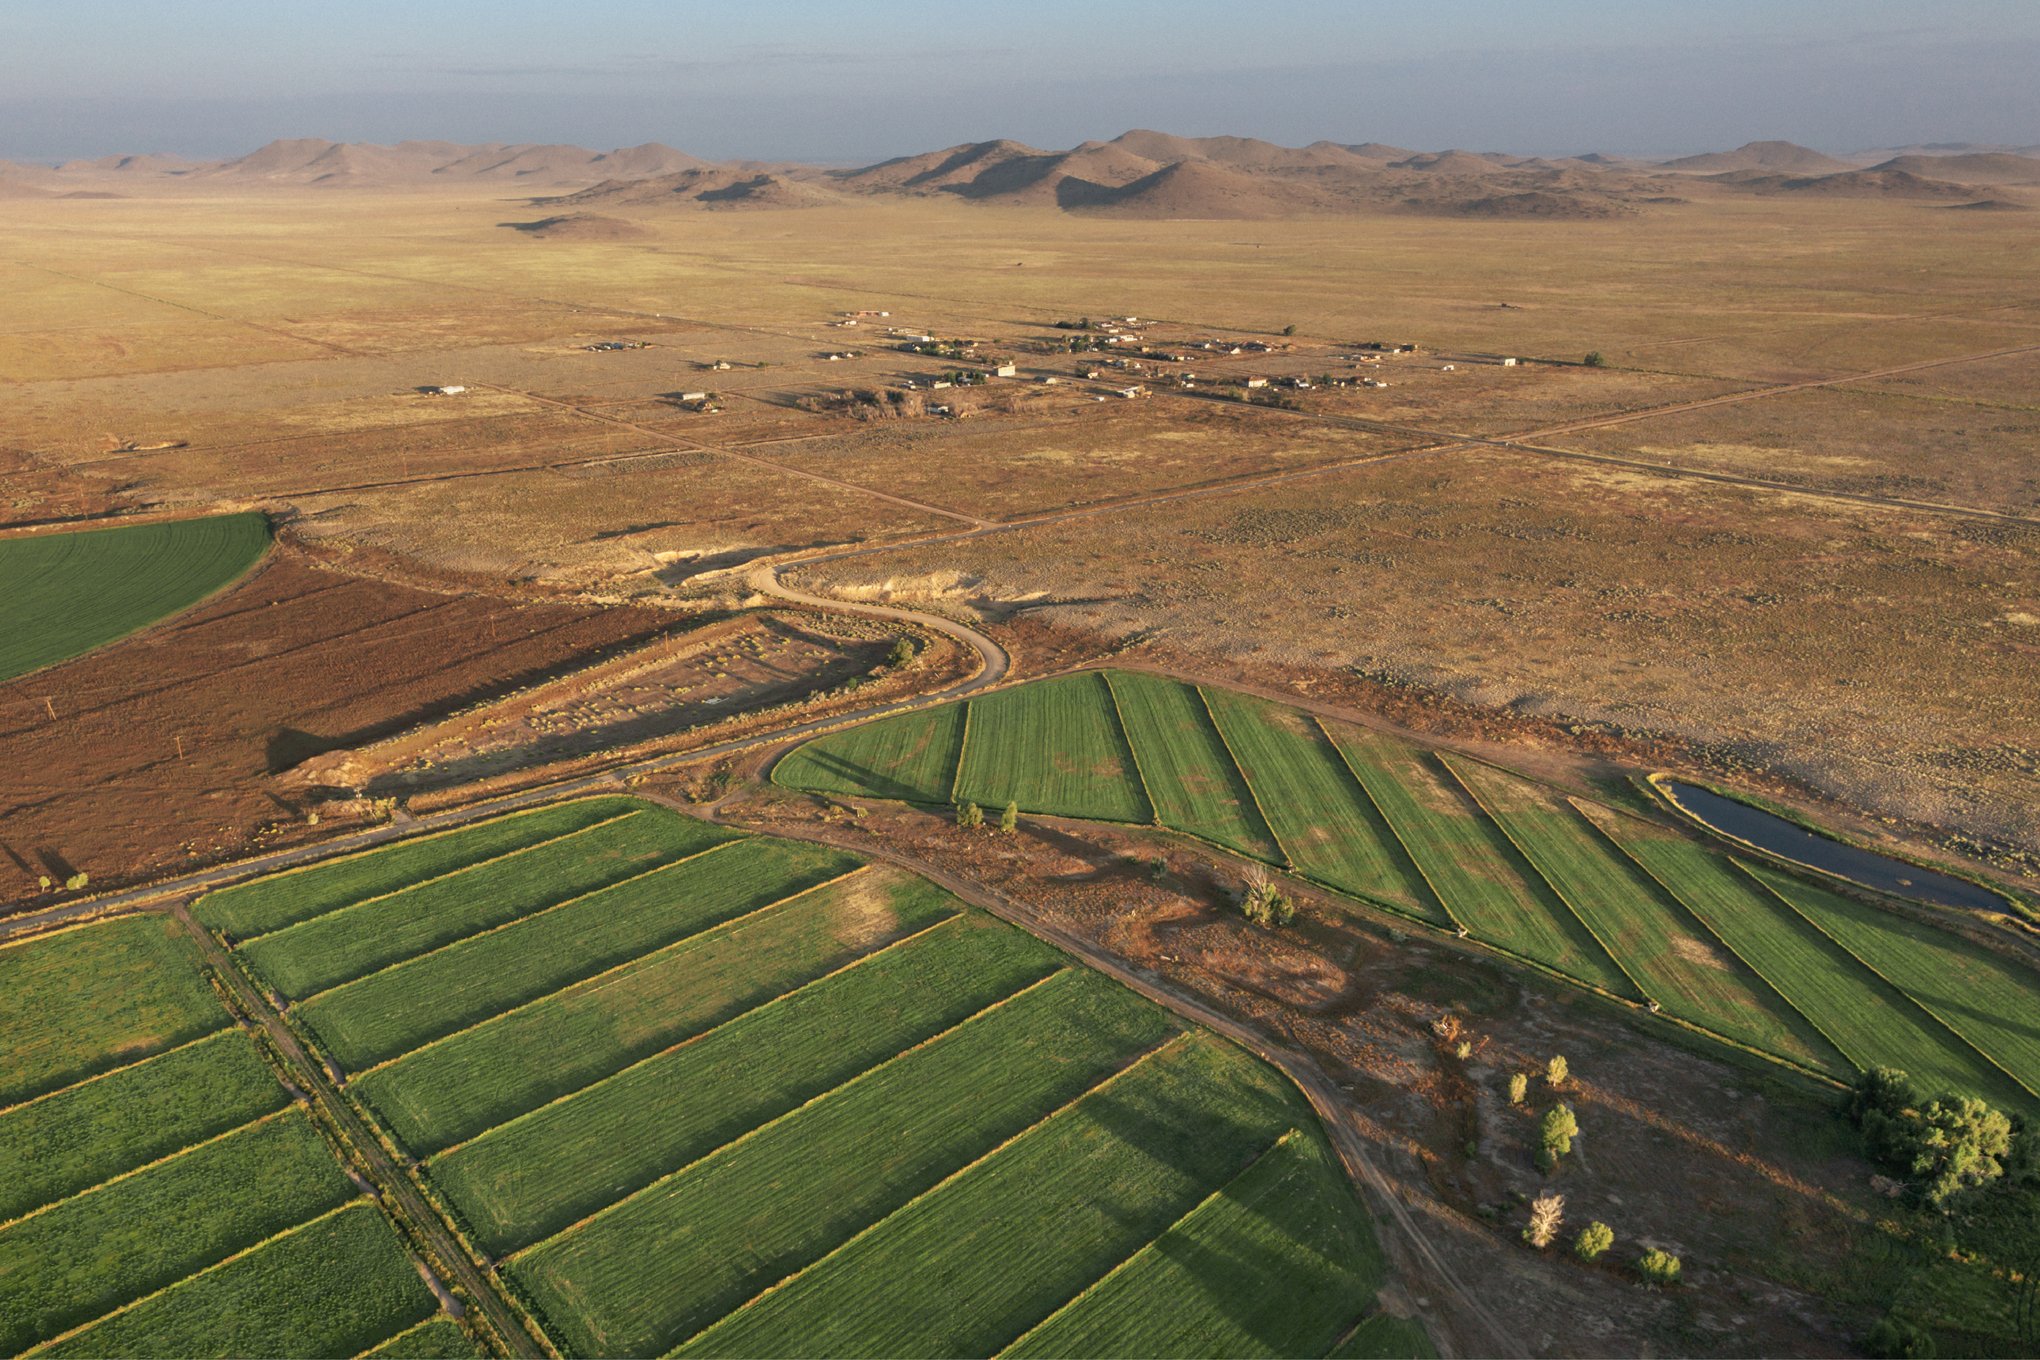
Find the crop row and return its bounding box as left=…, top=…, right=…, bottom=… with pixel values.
left=239, top=807, right=736, bottom=999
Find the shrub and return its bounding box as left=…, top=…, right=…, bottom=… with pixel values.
left=1238, top=865, right=1296, bottom=927
left=1523, top=1192, right=1564, bottom=1248
left=65, top=872, right=89, bottom=892
left=1546, top=1054, right=1569, bottom=1088
left=1574, top=1221, right=1614, bottom=1261
left=1508, top=1072, right=1529, bottom=1105
left=1583, top=351, right=1607, bottom=367
left=1864, top=1315, right=1936, bottom=1359
left=955, top=800, right=983, bottom=829
left=1454, top=1040, right=1473, bottom=1061
left=886, top=637, right=917, bottom=669
left=1281, top=324, right=1298, bottom=336
left=998, top=800, right=1018, bottom=834
left=1636, top=1248, right=1682, bottom=1285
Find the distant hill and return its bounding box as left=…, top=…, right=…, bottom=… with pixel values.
left=1869, top=153, right=2040, bottom=185
left=550, top=167, right=837, bottom=210
left=1660, top=140, right=1853, bottom=175
left=15, top=130, right=2035, bottom=220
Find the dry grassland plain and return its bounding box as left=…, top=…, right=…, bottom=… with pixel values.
left=1, top=187, right=2036, bottom=889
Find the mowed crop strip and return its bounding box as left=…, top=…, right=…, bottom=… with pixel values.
left=776, top=671, right=2040, bottom=1101
left=0, top=512, right=270, bottom=682
left=234, top=805, right=736, bottom=998
left=198, top=795, right=1399, bottom=1357
left=954, top=671, right=1151, bottom=823
left=0, top=914, right=455, bottom=1357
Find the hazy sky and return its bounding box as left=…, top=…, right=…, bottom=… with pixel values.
left=4, top=0, right=2038, bottom=163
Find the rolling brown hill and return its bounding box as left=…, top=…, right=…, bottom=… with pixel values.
left=1661, top=140, right=1853, bottom=175
left=18, top=130, right=2027, bottom=219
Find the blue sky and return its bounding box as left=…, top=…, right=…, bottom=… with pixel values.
left=4, top=1, right=2038, bottom=162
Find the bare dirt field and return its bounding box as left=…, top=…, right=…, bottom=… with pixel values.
left=0, top=547, right=673, bottom=903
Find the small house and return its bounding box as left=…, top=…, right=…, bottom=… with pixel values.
left=1244, top=377, right=1268, bottom=389
left=1501, top=357, right=1519, bottom=367
left=988, top=362, right=1018, bottom=378
left=424, top=385, right=466, bottom=396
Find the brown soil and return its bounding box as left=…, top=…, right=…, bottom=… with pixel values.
left=720, top=784, right=1882, bottom=1358
left=0, top=547, right=671, bottom=906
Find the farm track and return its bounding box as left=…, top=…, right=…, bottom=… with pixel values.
left=165, top=902, right=547, bottom=1360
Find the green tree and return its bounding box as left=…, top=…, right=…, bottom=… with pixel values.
left=999, top=800, right=1019, bottom=834
left=1864, top=1316, right=1936, bottom=1359
left=1636, top=1248, right=1682, bottom=1285
left=1846, top=1067, right=2016, bottom=1206
left=65, top=872, right=88, bottom=892
left=1574, top=1221, right=1614, bottom=1261
left=1508, top=1072, right=1529, bottom=1105
left=1538, top=1103, right=1579, bottom=1172
left=886, top=636, right=917, bottom=668
left=955, top=800, right=983, bottom=829
left=1583, top=351, right=1607, bottom=367
left=1546, top=1054, right=1569, bottom=1088
left=1280, top=324, right=1298, bottom=336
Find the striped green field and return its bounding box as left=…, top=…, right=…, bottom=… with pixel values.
left=0, top=913, right=441, bottom=1359
left=1744, top=864, right=2040, bottom=1103
left=1327, top=1314, right=1437, bottom=1359
left=1002, top=1128, right=1382, bottom=1360
left=353, top=866, right=958, bottom=1157
left=513, top=969, right=1180, bottom=1356
left=773, top=702, right=966, bottom=803
left=1202, top=690, right=1442, bottom=922
left=40, top=1202, right=437, bottom=1360
left=430, top=912, right=1061, bottom=1256
left=0, top=915, right=230, bottom=1107
left=774, top=671, right=2040, bottom=1107
left=0, top=512, right=270, bottom=683
left=295, top=838, right=858, bottom=1071
left=1107, top=671, right=1281, bottom=858
left=237, top=808, right=735, bottom=999
left=194, top=797, right=636, bottom=939
left=191, top=795, right=1400, bottom=1358
left=671, top=1033, right=1321, bottom=1360
left=954, top=671, right=1151, bottom=823
left=1602, top=818, right=2024, bottom=1107
left=0, top=1030, right=288, bottom=1224
left=0, top=1110, right=353, bottom=1353
left=1329, top=726, right=1619, bottom=983
left=1451, top=758, right=1846, bottom=1063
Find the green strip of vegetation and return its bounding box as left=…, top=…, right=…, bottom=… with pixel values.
left=432, top=914, right=1065, bottom=1256
left=1106, top=672, right=1281, bottom=859
left=353, top=872, right=957, bottom=1157
left=773, top=703, right=967, bottom=804
left=40, top=1202, right=436, bottom=1360
left=1002, top=1128, right=1384, bottom=1360
left=672, top=1033, right=1302, bottom=1360
left=513, top=969, right=1177, bottom=1358
left=0, top=512, right=270, bottom=683
left=1202, top=689, right=1441, bottom=921
left=0, top=1030, right=288, bottom=1223
left=1746, top=864, right=2040, bottom=1106
left=0, top=1112, right=353, bottom=1353
left=297, top=839, right=859, bottom=1070
left=1330, top=727, right=1600, bottom=975
left=195, top=797, right=637, bottom=939
left=238, top=809, right=735, bottom=999
left=0, top=916, right=230, bottom=1108
left=953, top=672, right=1152, bottom=823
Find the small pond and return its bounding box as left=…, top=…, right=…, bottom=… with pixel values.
left=1662, top=780, right=2009, bottom=914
